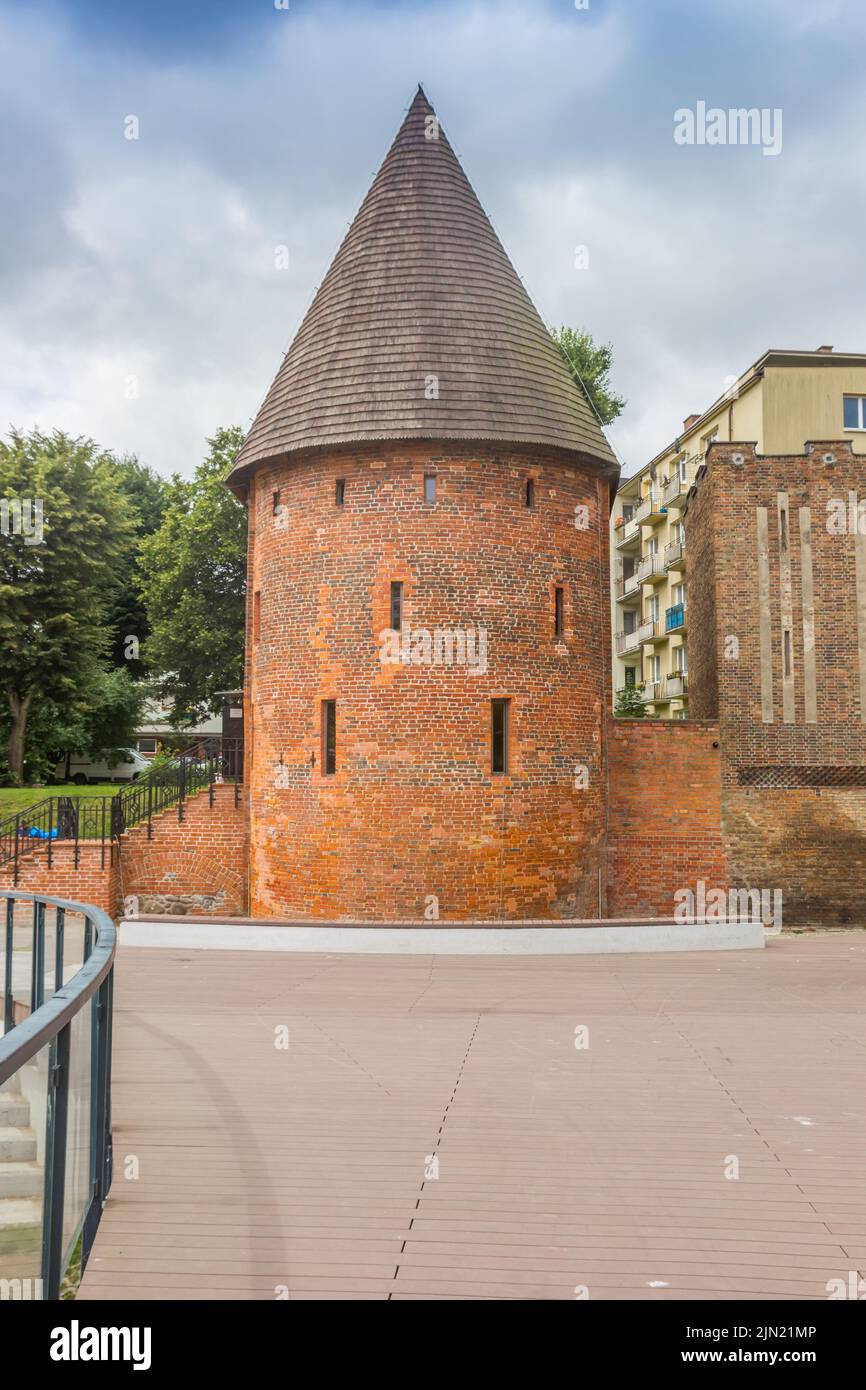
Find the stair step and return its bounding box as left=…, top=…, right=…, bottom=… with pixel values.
left=0, top=1095, right=30, bottom=1126
left=0, top=1162, right=42, bottom=1198
left=0, top=1127, right=37, bottom=1162
left=0, top=1196, right=42, bottom=1230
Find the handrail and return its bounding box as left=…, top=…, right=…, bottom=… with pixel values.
left=0, top=892, right=116, bottom=1083
left=0, top=890, right=116, bottom=1299
left=0, top=736, right=243, bottom=880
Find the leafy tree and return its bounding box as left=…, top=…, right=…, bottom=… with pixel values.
left=102, top=456, right=170, bottom=671
left=614, top=683, right=646, bottom=718
left=551, top=326, right=626, bottom=426
left=139, top=427, right=246, bottom=722
left=0, top=430, right=135, bottom=782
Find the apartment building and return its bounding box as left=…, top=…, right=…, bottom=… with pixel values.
left=610, top=345, right=866, bottom=716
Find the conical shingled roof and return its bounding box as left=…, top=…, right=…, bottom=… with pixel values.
left=227, top=87, right=617, bottom=488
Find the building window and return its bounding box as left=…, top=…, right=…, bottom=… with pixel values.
left=526, top=478, right=535, bottom=508
left=253, top=590, right=261, bottom=641
left=491, top=698, right=510, bottom=775
left=624, top=667, right=636, bottom=687
left=138, top=738, right=157, bottom=754
left=672, top=582, right=685, bottom=607
left=843, top=396, right=866, bottom=430
left=647, top=594, right=660, bottom=623
left=272, top=489, right=281, bottom=516
left=321, top=700, right=336, bottom=775
left=554, top=586, right=564, bottom=637
left=335, top=478, right=346, bottom=506
left=675, top=646, right=688, bottom=674
left=424, top=474, right=437, bottom=503
left=621, top=504, right=634, bottom=522
left=390, top=580, right=403, bottom=631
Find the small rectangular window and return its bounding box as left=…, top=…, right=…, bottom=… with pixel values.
left=272, top=489, right=281, bottom=515
left=491, top=698, right=510, bottom=775
left=335, top=478, right=345, bottom=506
left=390, top=580, right=403, bottom=631
left=322, top=699, right=336, bottom=775
left=844, top=395, right=866, bottom=430
left=253, top=590, right=261, bottom=641
left=525, top=478, right=535, bottom=508
left=554, top=586, right=564, bottom=637
left=138, top=738, right=157, bottom=754
left=424, top=474, right=436, bottom=503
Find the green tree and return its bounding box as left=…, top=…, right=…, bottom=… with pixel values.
left=614, top=683, right=646, bottom=718
left=102, top=456, right=169, bottom=671
left=139, top=427, right=246, bottom=722
left=0, top=430, right=135, bottom=781
left=551, top=326, right=626, bottom=426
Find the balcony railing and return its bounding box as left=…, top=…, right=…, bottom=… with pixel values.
left=614, top=515, right=640, bottom=546
left=616, top=617, right=657, bottom=654
left=636, top=553, right=666, bottom=584
left=662, top=475, right=688, bottom=507
left=666, top=602, right=687, bottom=632
left=663, top=539, right=685, bottom=569
left=666, top=672, right=689, bottom=697
left=633, top=489, right=662, bottom=524
left=615, top=569, right=641, bottom=600
left=0, top=890, right=116, bottom=1299
left=641, top=681, right=662, bottom=703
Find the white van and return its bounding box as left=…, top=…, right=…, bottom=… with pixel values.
left=53, top=749, right=151, bottom=785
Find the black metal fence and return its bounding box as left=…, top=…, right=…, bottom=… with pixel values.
left=0, top=737, right=243, bottom=883
left=0, top=890, right=116, bottom=1300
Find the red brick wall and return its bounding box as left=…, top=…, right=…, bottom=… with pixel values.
left=246, top=439, right=613, bottom=920
left=0, top=843, right=117, bottom=915
left=606, top=718, right=727, bottom=916
left=116, top=783, right=248, bottom=916
left=685, top=440, right=866, bottom=925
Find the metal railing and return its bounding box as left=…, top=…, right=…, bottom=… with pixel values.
left=112, top=737, right=243, bottom=841
left=0, top=890, right=116, bottom=1300
left=0, top=737, right=243, bottom=881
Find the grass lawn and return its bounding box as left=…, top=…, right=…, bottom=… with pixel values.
left=0, top=784, right=120, bottom=819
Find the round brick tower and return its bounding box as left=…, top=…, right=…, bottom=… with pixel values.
left=227, top=88, right=619, bottom=921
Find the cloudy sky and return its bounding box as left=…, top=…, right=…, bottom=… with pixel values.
left=1, top=0, right=863, bottom=479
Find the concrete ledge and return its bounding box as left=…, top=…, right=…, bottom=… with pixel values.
left=118, top=918, right=765, bottom=955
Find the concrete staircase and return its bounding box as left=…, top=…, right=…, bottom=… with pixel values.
left=0, top=1086, right=42, bottom=1232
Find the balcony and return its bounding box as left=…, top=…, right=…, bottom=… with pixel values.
left=614, top=515, right=641, bottom=549
left=616, top=617, right=655, bottom=654
left=633, top=488, right=664, bottom=524
left=664, top=539, right=685, bottom=571
left=640, top=680, right=663, bottom=704
left=665, top=672, right=689, bottom=698
left=615, top=569, right=641, bottom=601
left=662, top=474, right=689, bottom=507
left=636, top=552, right=666, bottom=584
left=666, top=602, right=687, bottom=633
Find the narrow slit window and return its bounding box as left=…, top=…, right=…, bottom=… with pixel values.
left=390, top=580, right=403, bottom=631
left=525, top=478, right=535, bottom=508
left=272, top=489, right=281, bottom=516
left=424, top=474, right=436, bottom=504
left=322, top=699, right=336, bottom=775
left=253, top=590, right=261, bottom=641
left=554, top=586, right=564, bottom=637
left=335, top=478, right=345, bottom=507
left=491, top=698, right=510, bottom=775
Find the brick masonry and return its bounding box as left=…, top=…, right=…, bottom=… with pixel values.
left=685, top=440, right=866, bottom=926
left=0, top=784, right=248, bottom=918
left=245, top=439, right=613, bottom=920
left=606, top=718, right=727, bottom=917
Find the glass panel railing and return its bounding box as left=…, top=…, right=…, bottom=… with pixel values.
left=0, top=1046, right=48, bottom=1302
left=61, top=998, right=93, bottom=1267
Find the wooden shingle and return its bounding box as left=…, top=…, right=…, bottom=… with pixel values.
left=227, top=87, right=616, bottom=488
